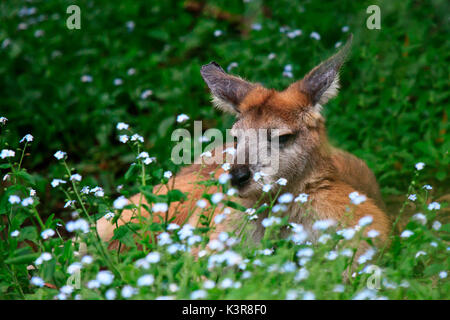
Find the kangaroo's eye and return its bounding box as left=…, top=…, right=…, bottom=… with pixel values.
left=277, top=134, right=294, bottom=145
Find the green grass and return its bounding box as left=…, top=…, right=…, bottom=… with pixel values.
left=0, top=0, right=448, bottom=300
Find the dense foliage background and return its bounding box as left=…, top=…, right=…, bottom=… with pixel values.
left=0, top=0, right=448, bottom=300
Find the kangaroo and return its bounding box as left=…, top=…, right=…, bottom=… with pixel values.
left=97, top=35, right=391, bottom=258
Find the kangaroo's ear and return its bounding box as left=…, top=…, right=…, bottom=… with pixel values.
left=292, top=34, right=352, bottom=106
left=200, top=62, right=254, bottom=114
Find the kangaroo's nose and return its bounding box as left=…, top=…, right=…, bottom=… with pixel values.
left=230, top=165, right=251, bottom=188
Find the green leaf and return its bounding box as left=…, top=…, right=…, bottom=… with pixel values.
left=5, top=253, right=40, bottom=265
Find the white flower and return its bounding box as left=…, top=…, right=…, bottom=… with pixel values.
left=222, top=147, right=236, bottom=156
left=104, top=212, right=115, bottom=221
left=157, top=232, right=172, bottom=245
left=349, top=191, right=367, bottom=205
left=163, top=171, right=172, bottom=179
left=119, top=135, right=129, bottom=143
left=54, top=150, right=66, bottom=160
left=335, top=41, right=342, bottom=48
left=268, top=53, right=276, bottom=60
left=30, top=276, right=45, bottom=287
left=312, top=219, right=336, bottom=231
left=203, top=280, right=215, bottom=289
left=191, top=289, right=207, bottom=299
left=367, top=229, right=380, bottom=238
left=87, top=280, right=100, bottom=289
left=253, top=172, right=266, bottom=182
left=415, top=162, right=425, bottom=170
left=400, top=230, right=413, bottom=238
left=287, top=29, right=302, bottom=38
left=262, top=216, right=281, bottom=227
left=412, top=213, right=427, bottom=225
left=21, top=197, right=33, bottom=206
left=278, top=193, right=294, bottom=203
left=146, top=252, right=162, bottom=264
left=262, top=184, right=272, bottom=192
left=176, top=114, right=189, bottom=123
left=200, top=151, right=212, bottom=158
left=114, top=78, right=123, bottom=86
left=408, top=194, right=417, bottom=201
left=10, top=230, right=20, bottom=237
left=137, top=274, right=155, bottom=286
left=116, top=122, right=129, bottom=130
left=310, top=31, right=321, bottom=40
left=211, top=193, right=224, bottom=204
left=219, top=173, right=231, bottom=184
left=8, top=195, right=21, bottom=204
left=276, top=178, right=287, bottom=186
left=70, top=174, right=82, bottom=181
left=214, top=214, right=226, bottom=224
left=251, top=23, right=262, bottom=31
left=297, top=248, right=314, bottom=258
left=81, top=255, right=93, bottom=265
left=126, top=21, right=135, bottom=31
left=423, top=184, right=432, bottom=190
left=41, top=229, right=55, bottom=239
left=121, top=285, right=137, bottom=298
left=219, top=278, right=233, bottom=289
left=208, top=239, right=225, bottom=251
left=143, top=157, right=155, bottom=165
left=357, top=248, right=376, bottom=264
left=432, top=221, right=441, bottom=230
left=221, top=163, right=231, bottom=171
left=303, top=292, right=315, bottom=300
left=358, top=215, right=373, bottom=227
left=428, top=202, right=440, bottom=210
left=140, top=89, right=153, bottom=99
left=0, top=149, right=15, bottom=159
left=214, top=30, right=222, bottom=37
left=105, top=289, right=116, bottom=300
left=137, top=152, right=149, bottom=159
left=130, top=134, right=144, bottom=143
left=415, top=251, right=427, bottom=258
left=60, top=285, right=73, bottom=295
left=295, top=268, right=309, bottom=281
left=20, top=134, right=34, bottom=143
left=169, top=283, right=179, bottom=292
left=35, top=252, right=52, bottom=265
left=227, top=62, right=238, bottom=72
left=338, top=228, right=356, bottom=240
left=187, top=235, right=202, bottom=246
left=294, top=193, right=308, bottom=203
left=113, top=196, right=128, bottom=209
left=272, top=204, right=287, bottom=212
left=51, top=179, right=66, bottom=188
left=342, top=26, right=349, bottom=32
left=153, top=203, right=168, bottom=213
left=97, top=270, right=114, bottom=285
left=281, top=262, right=297, bottom=273
left=196, top=199, right=208, bottom=208
left=0, top=117, right=7, bottom=125
left=67, top=262, right=82, bottom=274
left=66, top=218, right=90, bottom=233
left=167, top=223, right=180, bottom=231
left=439, top=271, right=447, bottom=279
left=331, top=285, right=345, bottom=294
left=81, top=75, right=93, bottom=82
left=64, top=200, right=75, bottom=208
left=127, top=68, right=136, bottom=76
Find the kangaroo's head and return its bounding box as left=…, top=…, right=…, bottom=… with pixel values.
left=200, top=35, right=352, bottom=198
